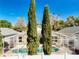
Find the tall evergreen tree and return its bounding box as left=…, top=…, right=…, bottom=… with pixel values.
left=0, top=30, right=3, bottom=55
left=27, top=0, right=39, bottom=55
left=42, top=5, right=52, bottom=55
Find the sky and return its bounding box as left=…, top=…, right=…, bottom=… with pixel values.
left=0, top=0, right=79, bottom=24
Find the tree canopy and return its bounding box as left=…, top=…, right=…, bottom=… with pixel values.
left=0, top=20, right=12, bottom=28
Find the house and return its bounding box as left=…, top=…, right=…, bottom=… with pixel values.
left=58, top=26, right=79, bottom=54
left=0, top=28, right=27, bottom=53
left=37, top=26, right=79, bottom=54
left=0, top=28, right=20, bottom=49
left=37, top=26, right=66, bottom=46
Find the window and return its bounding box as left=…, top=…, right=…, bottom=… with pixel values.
left=54, top=37, right=58, bottom=39
left=55, top=40, right=58, bottom=42
left=69, top=41, right=74, bottom=45
left=4, top=42, right=9, bottom=47
left=19, top=37, right=22, bottom=42
left=52, top=36, right=58, bottom=39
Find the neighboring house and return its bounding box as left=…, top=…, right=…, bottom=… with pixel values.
left=58, top=26, right=79, bottom=47
left=37, top=26, right=79, bottom=54
left=0, top=28, right=20, bottom=49
left=58, top=26, right=79, bottom=54
left=0, top=28, right=27, bottom=53
left=37, top=26, right=66, bottom=46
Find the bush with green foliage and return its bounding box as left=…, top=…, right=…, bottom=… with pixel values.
left=0, top=20, right=12, bottom=28
left=13, top=25, right=25, bottom=32
left=75, top=16, right=79, bottom=26
left=0, top=30, right=3, bottom=55
left=65, top=16, right=76, bottom=27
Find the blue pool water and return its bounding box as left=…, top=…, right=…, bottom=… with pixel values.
left=12, top=48, right=28, bottom=54
left=52, top=48, right=59, bottom=52
left=12, top=47, right=59, bottom=54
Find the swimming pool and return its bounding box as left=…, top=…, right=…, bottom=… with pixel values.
left=12, top=47, right=59, bottom=54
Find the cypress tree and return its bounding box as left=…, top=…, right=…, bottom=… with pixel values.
left=0, top=30, right=3, bottom=55
left=27, top=0, right=39, bottom=55
left=42, top=5, right=52, bottom=55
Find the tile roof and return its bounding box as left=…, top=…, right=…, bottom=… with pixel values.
left=0, top=28, right=20, bottom=36
left=58, top=26, right=79, bottom=36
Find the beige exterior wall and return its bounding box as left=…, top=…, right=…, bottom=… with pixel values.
left=22, top=33, right=27, bottom=45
